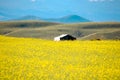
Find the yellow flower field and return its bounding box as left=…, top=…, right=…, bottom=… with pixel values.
left=0, top=35, right=120, bottom=80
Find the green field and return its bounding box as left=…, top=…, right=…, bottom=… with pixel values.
left=0, top=35, right=120, bottom=80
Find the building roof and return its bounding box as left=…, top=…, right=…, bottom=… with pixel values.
left=57, top=34, right=68, bottom=38
left=54, top=34, right=76, bottom=41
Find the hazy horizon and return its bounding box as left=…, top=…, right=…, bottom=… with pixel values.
left=0, top=0, right=120, bottom=22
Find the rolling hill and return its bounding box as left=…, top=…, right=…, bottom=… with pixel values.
left=0, top=20, right=60, bottom=35
left=0, top=21, right=120, bottom=40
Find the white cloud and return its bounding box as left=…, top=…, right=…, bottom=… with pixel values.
left=89, top=0, right=98, bottom=2
left=100, top=0, right=105, bottom=2
left=89, top=0, right=114, bottom=2
left=109, top=0, right=114, bottom=1
left=31, top=0, right=36, bottom=2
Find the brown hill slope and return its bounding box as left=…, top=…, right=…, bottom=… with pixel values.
left=0, top=21, right=120, bottom=40
left=0, top=20, right=60, bottom=35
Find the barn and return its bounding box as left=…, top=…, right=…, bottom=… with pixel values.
left=54, top=34, right=76, bottom=41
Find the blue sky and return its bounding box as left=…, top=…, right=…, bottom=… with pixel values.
left=0, top=0, right=120, bottom=21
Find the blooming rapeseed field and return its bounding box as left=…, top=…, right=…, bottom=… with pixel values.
left=0, top=35, right=120, bottom=80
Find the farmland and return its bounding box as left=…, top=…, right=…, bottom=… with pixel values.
left=0, top=35, right=120, bottom=80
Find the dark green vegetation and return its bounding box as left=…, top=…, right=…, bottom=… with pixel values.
left=0, top=20, right=120, bottom=40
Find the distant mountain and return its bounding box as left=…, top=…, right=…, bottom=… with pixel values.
left=0, top=12, right=10, bottom=21
left=45, top=15, right=90, bottom=23
left=10, top=15, right=90, bottom=23
left=12, top=15, right=43, bottom=21
left=0, top=12, right=18, bottom=21
left=0, top=15, right=7, bottom=21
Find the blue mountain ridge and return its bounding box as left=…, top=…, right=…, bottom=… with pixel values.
left=0, top=14, right=90, bottom=23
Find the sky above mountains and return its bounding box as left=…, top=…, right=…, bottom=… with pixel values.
left=0, top=0, right=120, bottom=21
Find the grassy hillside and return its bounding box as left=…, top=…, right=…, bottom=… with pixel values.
left=0, top=20, right=60, bottom=35
left=0, top=20, right=60, bottom=28
left=0, top=21, right=120, bottom=40
left=80, top=31, right=120, bottom=40
left=0, top=35, right=120, bottom=80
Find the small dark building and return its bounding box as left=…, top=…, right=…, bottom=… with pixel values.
left=54, top=34, right=76, bottom=41
left=91, top=38, right=101, bottom=41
